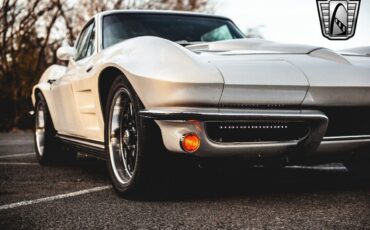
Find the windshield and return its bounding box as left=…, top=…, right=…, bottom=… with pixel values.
left=102, top=13, right=245, bottom=49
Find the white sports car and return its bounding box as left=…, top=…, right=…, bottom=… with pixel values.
left=32, top=10, right=370, bottom=197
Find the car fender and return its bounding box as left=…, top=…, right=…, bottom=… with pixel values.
left=96, top=36, right=225, bottom=108
left=32, top=64, right=67, bottom=105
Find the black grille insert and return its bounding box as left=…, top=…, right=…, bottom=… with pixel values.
left=320, top=107, right=370, bottom=137
left=205, top=121, right=310, bottom=143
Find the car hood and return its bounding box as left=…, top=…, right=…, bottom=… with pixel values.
left=186, top=38, right=320, bottom=55
left=186, top=39, right=370, bottom=107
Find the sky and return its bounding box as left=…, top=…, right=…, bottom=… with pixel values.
left=213, top=0, right=370, bottom=50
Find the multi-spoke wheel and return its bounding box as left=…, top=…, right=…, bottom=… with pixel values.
left=105, top=76, right=167, bottom=197
left=108, top=88, right=138, bottom=185
left=35, top=100, right=46, bottom=157
left=34, top=93, right=76, bottom=165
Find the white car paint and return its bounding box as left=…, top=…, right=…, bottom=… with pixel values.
left=32, top=10, right=370, bottom=154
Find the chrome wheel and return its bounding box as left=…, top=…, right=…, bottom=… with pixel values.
left=35, top=102, right=45, bottom=156
left=108, top=88, right=138, bottom=185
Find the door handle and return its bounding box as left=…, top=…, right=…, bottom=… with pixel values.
left=86, top=66, right=93, bottom=73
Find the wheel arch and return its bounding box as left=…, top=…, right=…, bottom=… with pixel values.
left=98, top=66, right=144, bottom=121
left=33, top=87, right=51, bottom=113
left=34, top=88, right=43, bottom=101
left=33, top=84, right=52, bottom=109
left=32, top=84, right=60, bottom=130
left=33, top=86, right=58, bottom=130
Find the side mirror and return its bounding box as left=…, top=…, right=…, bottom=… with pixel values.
left=56, top=46, right=76, bottom=61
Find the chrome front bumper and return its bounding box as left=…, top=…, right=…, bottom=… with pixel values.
left=140, top=107, right=370, bottom=158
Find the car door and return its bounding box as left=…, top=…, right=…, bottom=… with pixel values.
left=69, top=21, right=105, bottom=141
left=50, top=20, right=96, bottom=138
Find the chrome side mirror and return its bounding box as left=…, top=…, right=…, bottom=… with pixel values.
left=56, top=46, right=76, bottom=61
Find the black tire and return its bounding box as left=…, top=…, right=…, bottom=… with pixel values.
left=344, top=152, right=370, bottom=182
left=34, top=92, right=77, bottom=165
left=105, top=76, right=169, bottom=198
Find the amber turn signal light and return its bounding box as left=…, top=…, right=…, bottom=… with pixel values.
left=181, top=133, right=200, bottom=153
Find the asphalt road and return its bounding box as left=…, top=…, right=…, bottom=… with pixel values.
left=0, top=132, right=369, bottom=229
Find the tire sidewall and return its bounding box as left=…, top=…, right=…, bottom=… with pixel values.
left=104, top=77, right=145, bottom=194
left=34, top=92, right=76, bottom=165
left=34, top=93, right=54, bottom=163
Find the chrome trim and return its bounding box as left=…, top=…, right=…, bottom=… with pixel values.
left=315, top=138, right=370, bottom=155
left=56, top=134, right=106, bottom=160
left=35, top=103, right=45, bottom=156
left=157, top=120, right=303, bottom=157
left=151, top=107, right=329, bottom=157
left=57, top=134, right=105, bottom=149
left=323, top=135, right=370, bottom=141
left=140, top=107, right=328, bottom=121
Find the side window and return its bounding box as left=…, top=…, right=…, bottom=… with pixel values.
left=75, top=22, right=95, bottom=61
left=201, top=25, right=233, bottom=42
left=86, top=26, right=96, bottom=57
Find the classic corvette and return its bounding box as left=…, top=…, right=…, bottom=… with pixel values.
left=32, top=10, right=370, bottom=196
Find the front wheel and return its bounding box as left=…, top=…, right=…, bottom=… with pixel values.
left=105, top=77, right=168, bottom=198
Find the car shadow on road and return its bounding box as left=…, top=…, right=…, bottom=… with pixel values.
left=163, top=165, right=366, bottom=201
left=70, top=156, right=369, bottom=201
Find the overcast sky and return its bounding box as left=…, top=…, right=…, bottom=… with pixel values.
left=213, top=0, right=370, bottom=50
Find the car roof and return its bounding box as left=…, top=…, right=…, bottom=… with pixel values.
left=95, top=9, right=231, bottom=20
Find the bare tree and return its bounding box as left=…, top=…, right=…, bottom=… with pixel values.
left=59, top=0, right=209, bottom=44
left=0, top=0, right=210, bottom=131
left=244, top=25, right=265, bottom=39
left=0, top=0, right=64, bottom=130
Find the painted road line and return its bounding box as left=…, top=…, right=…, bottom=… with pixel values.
left=0, top=152, right=35, bottom=159
left=0, top=185, right=112, bottom=211
left=0, top=162, right=39, bottom=166
left=287, top=166, right=347, bottom=171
